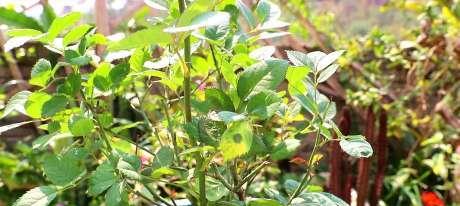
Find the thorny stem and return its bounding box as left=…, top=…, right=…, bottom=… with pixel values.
left=178, top=0, right=206, bottom=205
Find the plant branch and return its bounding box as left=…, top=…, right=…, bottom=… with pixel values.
left=178, top=0, right=206, bottom=205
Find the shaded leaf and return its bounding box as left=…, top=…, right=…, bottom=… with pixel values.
left=42, top=95, right=68, bottom=118
left=88, top=161, right=117, bottom=196
left=271, top=139, right=301, bottom=160
left=205, top=88, right=234, bottom=112
left=105, top=182, right=128, bottom=206
left=237, top=59, right=288, bottom=100
left=43, top=148, right=88, bottom=186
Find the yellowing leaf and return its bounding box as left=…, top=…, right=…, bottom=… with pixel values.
left=219, top=121, right=253, bottom=161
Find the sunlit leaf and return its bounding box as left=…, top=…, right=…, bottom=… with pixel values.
left=13, top=186, right=58, bottom=206
left=339, top=135, right=373, bottom=158
left=219, top=121, right=253, bottom=161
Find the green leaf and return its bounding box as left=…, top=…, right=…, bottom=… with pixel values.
left=7, top=29, right=43, bottom=37
left=204, top=176, right=230, bottom=201
left=219, top=121, right=253, bottom=161
left=164, top=12, right=230, bottom=33
left=339, top=135, right=373, bottom=158
left=32, top=132, right=73, bottom=150
left=236, top=0, right=257, bottom=28
left=205, top=88, right=234, bottom=112
left=0, top=121, right=34, bottom=135
left=248, top=198, right=283, bottom=206
left=58, top=72, right=81, bottom=96
left=117, top=154, right=141, bottom=180
left=43, top=148, right=88, bottom=186
left=271, top=139, right=301, bottom=160
left=88, top=161, right=117, bottom=196
left=25, top=92, right=52, bottom=118
left=286, top=66, right=310, bottom=95
left=13, top=186, right=58, bottom=206
left=29, top=59, right=52, bottom=87
left=108, top=27, right=171, bottom=51
left=129, top=48, right=150, bottom=72
left=293, top=192, right=349, bottom=206
left=152, top=146, right=174, bottom=168
left=151, top=167, right=177, bottom=179
left=40, top=4, right=56, bottom=30
left=286, top=50, right=314, bottom=68
left=221, top=59, right=237, bottom=86
left=90, top=62, right=112, bottom=92
left=105, top=182, right=128, bottom=206
left=249, top=46, right=276, bottom=60
left=246, top=90, right=282, bottom=120
left=40, top=12, right=82, bottom=43
left=109, top=63, right=130, bottom=86
left=2, top=91, right=31, bottom=118
left=64, top=50, right=91, bottom=66
left=317, top=50, right=344, bottom=72
left=306, top=51, right=327, bottom=72
left=255, top=0, right=281, bottom=23
left=204, top=25, right=229, bottom=40
left=317, top=64, right=338, bottom=83
left=318, top=98, right=336, bottom=121
left=237, top=59, right=288, bottom=100
left=283, top=179, right=300, bottom=194
left=42, top=95, right=68, bottom=118
left=175, top=0, right=211, bottom=27
left=292, top=93, right=317, bottom=115
left=63, top=24, right=92, bottom=46
left=68, top=115, right=94, bottom=136
left=0, top=8, right=42, bottom=30
left=211, top=111, right=246, bottom=123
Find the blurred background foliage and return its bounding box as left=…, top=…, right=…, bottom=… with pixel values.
left=0, top=0, right=459, bottom=205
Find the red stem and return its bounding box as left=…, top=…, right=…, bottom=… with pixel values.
left=370, top=109, right=388, bottom=206
left=357, top=107, right=375, bottom=206
left=329, top=107, right=351, bottom=199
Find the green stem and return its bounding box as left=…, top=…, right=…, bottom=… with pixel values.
left=287, top=75, right=324, bottom=205
left=178, top=0, right=206, bottom=205
left=161, top=99, right=180, bottom=163
left=80, top=90, right=113, bottom=153
left=287, top=130, right=321, bottom=204
left=209, top=44, right=223, bottom=89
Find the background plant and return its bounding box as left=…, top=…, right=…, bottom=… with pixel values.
left=0, top=0, right=373, bottom=206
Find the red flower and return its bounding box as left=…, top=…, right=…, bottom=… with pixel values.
left=421, top=191, right=444, bottom=206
